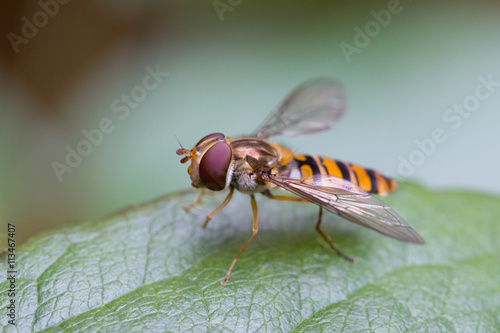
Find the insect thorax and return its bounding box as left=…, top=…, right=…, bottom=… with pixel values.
left=228, top=137, right=280, bottom=193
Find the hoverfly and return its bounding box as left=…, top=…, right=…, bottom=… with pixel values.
left=176, top=78, right=424, bottom=285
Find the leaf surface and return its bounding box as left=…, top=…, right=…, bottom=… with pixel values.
left=1, top=183, right=499, bottom=332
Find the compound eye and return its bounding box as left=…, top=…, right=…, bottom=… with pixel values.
left=199, top=142, right=232, bottom=191
left=196, top=133, right=225, bottom=147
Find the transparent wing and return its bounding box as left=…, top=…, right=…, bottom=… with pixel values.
left=252, top=78, right=346, bottom=139
left=265, top=174, right=425, bottom=244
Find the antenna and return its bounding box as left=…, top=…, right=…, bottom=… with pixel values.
left=175, top=135, right=191, bottom=162
left=174, top=135, right=184, bottom=150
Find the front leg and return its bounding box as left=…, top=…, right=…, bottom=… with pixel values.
left=181, top=189, right=206, bottom=210
left=221, top=194, right=259, bottom=285
left=202, top=187, right=234, bottom=229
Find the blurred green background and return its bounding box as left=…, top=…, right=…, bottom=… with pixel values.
left=1, top=0, right=499, bottom=243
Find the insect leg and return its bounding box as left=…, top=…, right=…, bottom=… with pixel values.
left=181, top=189, right=206, bottom=210
left=315, top=207, right=356, bottom=263
left=221, top=194, right=259, bottom=285
left=262, top=190, right=308, bottom=202
left=202, top=187, right=234, bottom=229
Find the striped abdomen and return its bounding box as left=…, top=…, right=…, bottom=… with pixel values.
left=291, top=154, right=397, bottom=195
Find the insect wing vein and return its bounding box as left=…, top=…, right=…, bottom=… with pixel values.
left=252, top=78, right=345, bottom=139
left=267, top=174, right=424, bottom=244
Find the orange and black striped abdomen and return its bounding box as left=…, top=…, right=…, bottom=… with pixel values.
left=292, top=154, right=397, bottom=195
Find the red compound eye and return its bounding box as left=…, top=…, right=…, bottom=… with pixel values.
left=196, top=133, right=225, bottom=147
left=199, top=142, right=232, bottom=191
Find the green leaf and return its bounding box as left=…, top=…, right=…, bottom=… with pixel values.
left=2, top=183, right=500, bottom=332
